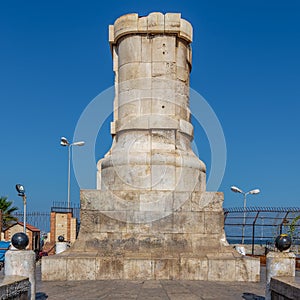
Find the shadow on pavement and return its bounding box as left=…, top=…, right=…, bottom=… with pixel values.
left=36, top=292, right=48, bottom=299
left=242, top=292, right=265, bottom=300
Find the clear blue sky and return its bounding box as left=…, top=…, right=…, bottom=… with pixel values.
left=1, top=0, right=299, bottom=212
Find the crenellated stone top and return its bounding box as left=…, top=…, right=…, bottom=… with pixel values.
left=109, top=12, right=193, bottom=48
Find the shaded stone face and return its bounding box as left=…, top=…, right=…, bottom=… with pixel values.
left=41, top=12, right=260, bottom=282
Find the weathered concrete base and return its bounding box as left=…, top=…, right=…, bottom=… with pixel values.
left=265, top=251, right=295, bottom=300
left=0, top=275, right=29, bottom=300
left=42, top=251, right=259, bottom=281
left=5, top=250, right=36, bottom=300
left=270, top=276, right=300, bottom=300
left=42, top=190, right=260, bottom=282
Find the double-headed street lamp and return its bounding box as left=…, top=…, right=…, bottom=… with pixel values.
left=60, top=137, right=85, bottom=209
left=15, top=184, right=27, bottom=233
left=230, top=185, right=260, bottom=244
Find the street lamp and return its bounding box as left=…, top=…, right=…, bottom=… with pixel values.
left=60, top=137, right=85, bottom=209
left=15, top=184, right=27, bottom=233
left=230, top=185, right=260, bottom=244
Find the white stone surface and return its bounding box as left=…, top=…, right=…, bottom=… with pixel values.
left=5, top=250, right=36, bottom=300
left=265, top=251, right=296, bottom=300
left=56, top=242, right=69, bottom=254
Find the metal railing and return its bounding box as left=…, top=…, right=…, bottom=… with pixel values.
left=224, top=207, right=300, bottom=255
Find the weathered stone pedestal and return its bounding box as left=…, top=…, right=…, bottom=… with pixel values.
left=265, top=251, right=296, bottom=300
left=42, top=190, right=259, bottom=281
left=5, top=250, right=36, bottom=300
left=42, top=12, right=260, bottom=282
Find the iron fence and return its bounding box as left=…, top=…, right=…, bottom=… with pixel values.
left=13, top=202, right=80, bottom=233
left=224, top=207, right=300, bottom=254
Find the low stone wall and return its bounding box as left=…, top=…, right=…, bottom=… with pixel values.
left=0, top=275, right=30, bottom=300
left=270, top=276, right=300, bottom=300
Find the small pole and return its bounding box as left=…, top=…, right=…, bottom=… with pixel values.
left=242, top=193, right=247, bottom=244
left=23, top=194, right=27, bottom=233
left=67, top=144, right=71, bottom=209
left=0, top=210, right=2, bottom=241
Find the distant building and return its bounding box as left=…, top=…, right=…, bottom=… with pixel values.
left=50, top=209, right=77, bottom=244
left=3, top=222, right=40, bottom=252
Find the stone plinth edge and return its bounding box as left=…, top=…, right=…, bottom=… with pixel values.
left=270, top=276, right=300, bottom=300
left=109, top=12, right=193, bottom=47
left=41, top=253, right=259, bottom=282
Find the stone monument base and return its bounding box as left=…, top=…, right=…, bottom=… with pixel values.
left=42, top=190, right=260, bottom=282
left=42, top=250, right=259, bottom=281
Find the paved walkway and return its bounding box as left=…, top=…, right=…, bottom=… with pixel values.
left=36, top=265, right=267, bottom=300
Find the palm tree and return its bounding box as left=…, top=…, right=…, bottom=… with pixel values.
left=0, top=196, right=18, bottom=229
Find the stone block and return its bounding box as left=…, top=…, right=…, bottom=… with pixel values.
left=101, top=165, right=152, bottom=191
left=187, top=46, right=192, bottom=66
left=175, top=167, right=201, bottom=192
left=152, top=36, right=176, bottom=62
left=151, top=165, right=176, bottom=190
left=270, top=277, right=300, bottom=300
left=67, top=257, right=96, bottom=280
left=179, top=18, right=193, bottom=42
left=113, top=13, right=139, bottom=41
left=118, top=35, right=142, bottom=66
left=151, top=98, right=176, bottom=116
left=176, top=66, right=189, bottom=82
left=141, top=36, right=152, bottom=62
left=148, top=115, right=178, bottom=129
left=118, top=77, right=152, bottom=92
left=176, top=40, right=189, bottom=68
left=152, top=62, right=176, bottom=79
left=190, top=233, right=221, bottom=249
left=163, top=233, right=191, bottom=252
left=153, top=258, right=179, bottom=279
left=180, top=257, right=208, bottom=280
left=139, top=98, right=152, bottom=115
left=151, top=151, right=177, bottom=167
left=140, top=191, right=173, bottom=213
left=266, top=251, right=296, bottom=286
left=0, top=276, right=30, bottom=300
left=119, top=62, right=151, bottom=82
left=98, top=212, right=126, bottom=233
left=151, top=130, right=176, bottom=150
left=108, top=24, right=114, bottom=44
left=96, top=256, right=124, bottom=279
left=138, top=16, right=148, bottom=32
left=147, top=12, right=164, bottom=33
left=173, top=211, right=205, bottom=233
left=118, top=103, right=140, bottom=120
left=204, top=211, right=225, bottom=234
left=42, top=256, right=67, bottom=280
left=173, top=192, right=192, bottom=211
left=81, top=190, right=114, bottom=211
left=191, top=192, right=224, bottom=212
left=178, top=118, right=193, bottom=137
left=151, top=213, right=174, bottom=233
left=164, top=13, right=181, bottom=33
left=124, top=259, right=153, bottom=279
left=235, top=257, right=260, bottom=282
left=208, top=259, right=236, bottom=281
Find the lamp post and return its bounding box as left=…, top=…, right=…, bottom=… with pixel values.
left=230, top=185, right=260, bottom=244
left=60, top=137, right=85, bottom=209
left=15, top=184, right=27, bottom=233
